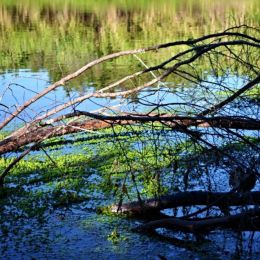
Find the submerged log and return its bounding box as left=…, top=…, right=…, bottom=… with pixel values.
left=135, top=209, right=260, bottom=234
left=111, top=191, right=260, bottom=217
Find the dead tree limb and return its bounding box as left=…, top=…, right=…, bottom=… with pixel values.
left=0, top=114, right=259, bottom=155
left=111, top=191, right=260, bottom=217
left=0, top=119, right=111, bottom=155
left=135, top=209, right=260, bottom=234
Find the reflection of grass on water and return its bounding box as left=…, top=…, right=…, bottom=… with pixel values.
left=0, top=0, right=259, bottom=87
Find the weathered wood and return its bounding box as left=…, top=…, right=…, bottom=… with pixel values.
left=74, top=111, right=260, bottom=130
left=135, top=209, right=260, bottom=234
left=1, top=113, right=259, bottom=155
left=111, top=191, right=260, bottom=217
left=0, top=119, right=111, bottom=155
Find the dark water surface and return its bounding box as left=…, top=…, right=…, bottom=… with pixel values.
left=1, top=1, right=260, bottom=259
left=2, top=205, right=260, bottom=260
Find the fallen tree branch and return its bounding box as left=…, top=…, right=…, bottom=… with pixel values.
left=111, top=191, right=260, bottom=217
left=0, top=114, right=259, bottom=155
left=135, top=209, right=260, bottom=234
left=0, top=119, right=111, bottom=155
left=74, top=111, right=260, bottom=130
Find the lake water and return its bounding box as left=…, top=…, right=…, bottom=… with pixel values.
left=0, top=1, right=260, bottom=259
left=0, top=0, right=259, bottom=127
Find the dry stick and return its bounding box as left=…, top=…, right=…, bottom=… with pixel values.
left=0, top=141, right=46, bottom=187
left=224, top=128, right=260, bottom=151
left=133, top=54, right=167, bottom=88
left=143, top=40, right=259, bottom=74
left=40, top=147, right=58, bottom=167
left=1, top=30, right=258, bottom=130
left=0, top=146, right=34, bottom=186
left=223, top=45, right=259, bottom=73
left=224, top=24, right=259, bottom=33
left=35, top=71, right=144, bottom=122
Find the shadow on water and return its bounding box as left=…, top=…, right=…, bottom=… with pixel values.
left=1, top=203, right=259, bottom=259
left=0, top=1, right=260, bottom=259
